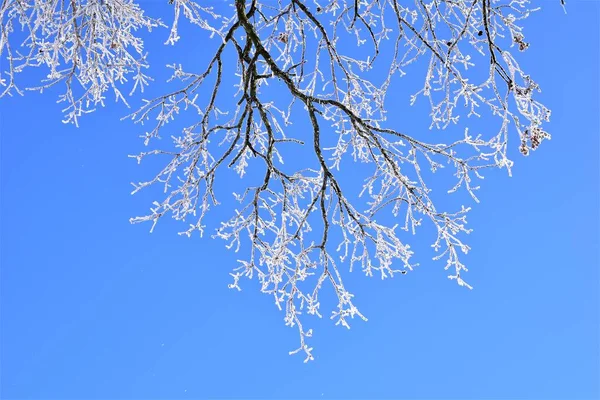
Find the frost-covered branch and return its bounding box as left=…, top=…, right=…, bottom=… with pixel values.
left=2, top=0, right=554, bottom=361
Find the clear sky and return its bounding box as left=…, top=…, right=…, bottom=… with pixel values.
left=1, top=1, right=598, bottom=399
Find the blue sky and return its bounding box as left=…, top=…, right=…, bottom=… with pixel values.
left=1, top=1, right=598, bottom=399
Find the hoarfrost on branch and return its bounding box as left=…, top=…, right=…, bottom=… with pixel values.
left=1, top=0, right=553, bottom=361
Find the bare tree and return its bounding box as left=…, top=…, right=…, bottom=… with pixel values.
left=1, top=0, right=554, bottom=361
